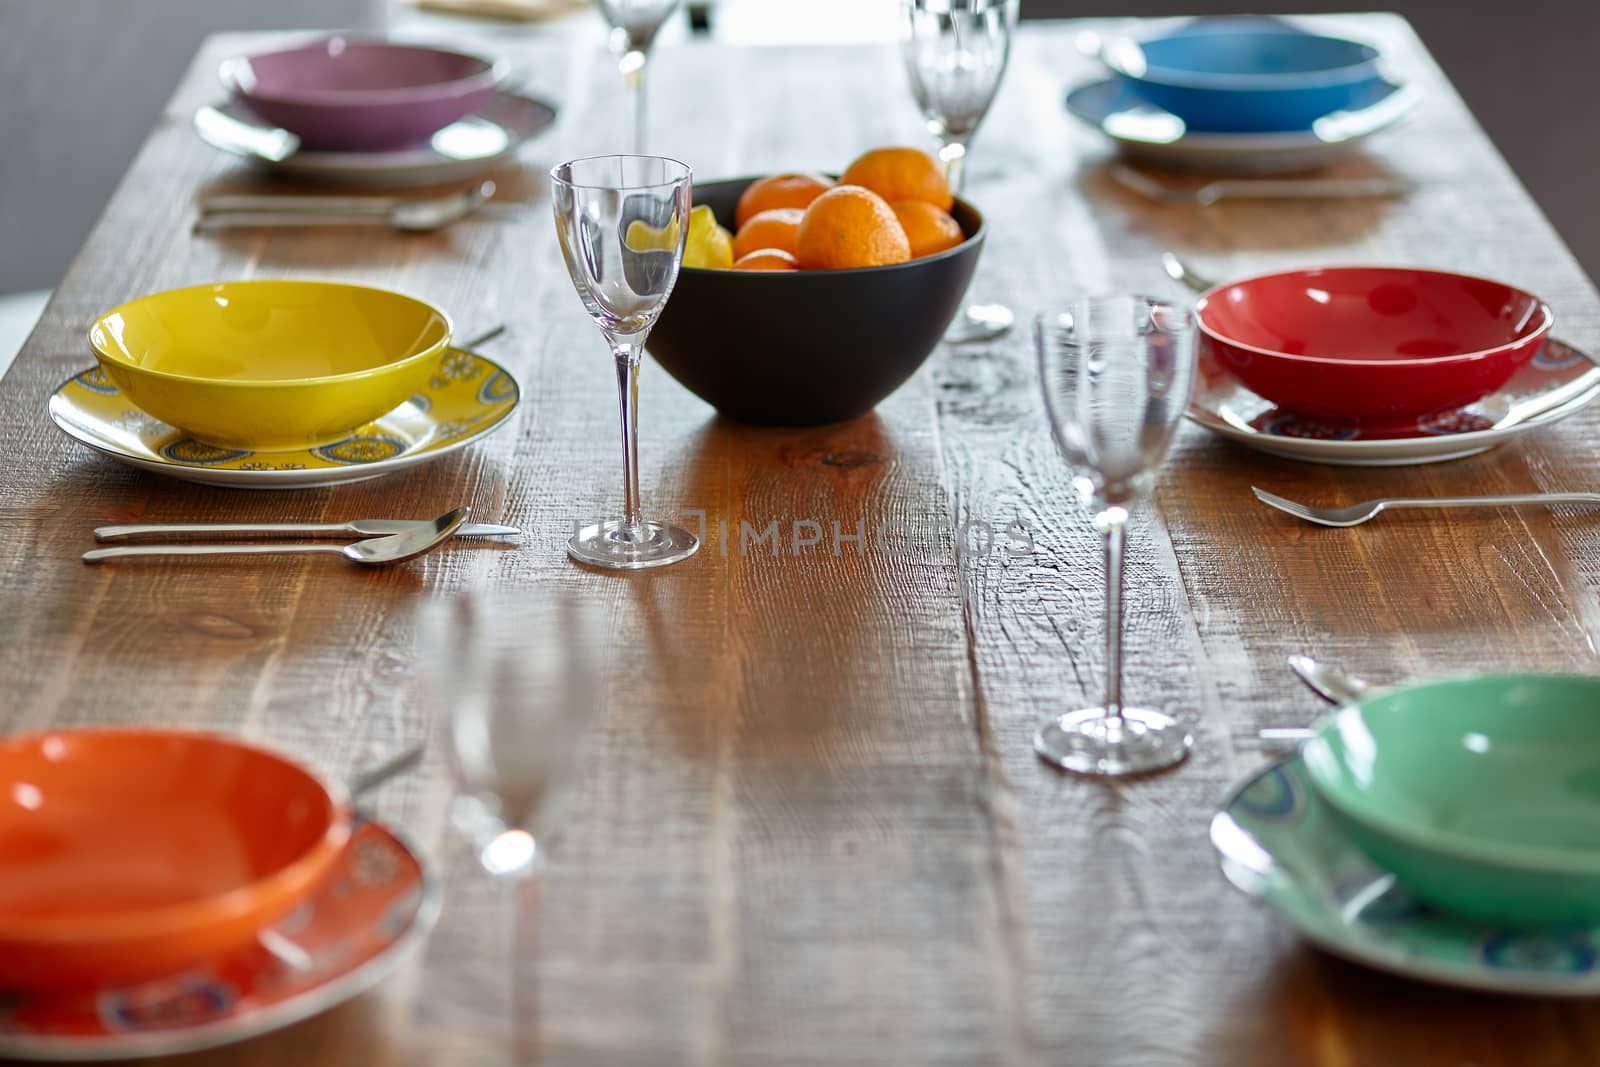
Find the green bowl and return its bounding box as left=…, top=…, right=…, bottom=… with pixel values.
left=1302, top=674, right=1600, bottom=927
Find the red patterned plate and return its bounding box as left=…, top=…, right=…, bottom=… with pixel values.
left=0, top=819, right=439, bottom=1061
left=1188, top=337, right=1600, bottom=466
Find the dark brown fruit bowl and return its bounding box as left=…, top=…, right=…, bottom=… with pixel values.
left=646, top=176, right=986, bottom=426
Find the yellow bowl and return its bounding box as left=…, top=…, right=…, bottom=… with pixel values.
left=88, top=280, right=452, bottom=451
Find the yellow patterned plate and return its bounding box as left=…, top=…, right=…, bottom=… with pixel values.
left=47, top=348, right=519, bottom=489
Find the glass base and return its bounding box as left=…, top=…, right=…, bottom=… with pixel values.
left=944, top=302, right=1014, bottom=343
left=1034, top=707, right=1193, bottom=777
left=567, top=519, right=699, bottom=571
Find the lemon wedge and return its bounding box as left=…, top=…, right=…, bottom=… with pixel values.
left=683, top=204, right=734, bottom=270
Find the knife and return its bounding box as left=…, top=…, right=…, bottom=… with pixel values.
left=93, top=519, right=521, bottom=542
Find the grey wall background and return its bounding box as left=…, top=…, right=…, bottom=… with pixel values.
left=0, top=0, right=1595, bottom=295
left=0, top=0, right=378, bottom=295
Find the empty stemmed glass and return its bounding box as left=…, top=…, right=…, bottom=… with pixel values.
left=416, top=590, right=605, bottom=1057
left=418, top=591, right=603, bottom=877
left=901, top=0, right=1018, bottom=343
left=552, top=154, right=699, bottom=569
left=598, top=0, right=684, bottom=154
left=1034, top=296, right=1198, bottom=776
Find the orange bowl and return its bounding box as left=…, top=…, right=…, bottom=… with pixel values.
left=0, top=728, right=351, bottom=992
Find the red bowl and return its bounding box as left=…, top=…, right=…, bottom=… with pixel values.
left=1195, top=266, right=1554, bottom=422
left=0, top=729, right=350, bottom=992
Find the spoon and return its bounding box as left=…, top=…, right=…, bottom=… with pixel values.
left=259, top=743, right=427, bottom=972
left=1161, top=250, right=1217, bottom=293
left=1258, top=656, right=1375, bottom=742
left=83, top=507, right=470, bottom=564
left=196, top=181, right=496, bottom=234
left=348, top=744, right=426, bottom=798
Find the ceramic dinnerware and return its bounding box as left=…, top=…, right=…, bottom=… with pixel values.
left=194, top=91, right=557, bottom=188
left=0, top=819, right=437, bottom=1061
left=0, top=729, right=350, bottom=992
left=49, top=348, right=519, bottom=489
left=1302, top=674, right=1600, bottom=926
left=220, top=37, right=506, bottom=151
left=88, top=280, right=452, bottom=451
left=1213, top=752, right=1600, bottom=996
left=1186, top=335, right=1600, bottom=464
left=1064, top=76, right=1416, bottom=174
left=646, top=177, right=985, bottom=426
left=1102, top=20, right=1384, bottom=132
left=1195, top=266, right=1553, bottom=424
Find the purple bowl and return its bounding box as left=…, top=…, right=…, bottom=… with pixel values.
left=220, top=37, right=507, bottom=151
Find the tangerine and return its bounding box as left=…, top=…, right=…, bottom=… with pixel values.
left=840, top=147, right=952, bottom=212
left=891, top=200, right=963, bottom=259
left=794, top=185, right=911, bottom=270
left=734, top=249, right=799, bottom=271
left=732, top=208, right=803, bottom=260
left=735, top=173, right=836, bottom=228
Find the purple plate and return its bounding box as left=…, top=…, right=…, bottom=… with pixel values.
left=220, top=37, right=508, bottom=152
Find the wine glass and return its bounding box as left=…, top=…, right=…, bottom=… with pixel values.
left=551, top=154, right=699, bottom=570
left=1034, top=296, right=1198, bottom=776
left=902, top=0, right=1018, bottom=343
left=598, top=0, right=684, bottom=155
left=416, top=590, right=605, bottom=1060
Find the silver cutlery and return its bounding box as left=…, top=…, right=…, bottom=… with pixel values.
left=1253, top=485, right=1600, bottom=527
left=462, top=324, right=507, bottom=349
left=1288, top=654, right=1371, bottom=705
left=1113, top=164, right=1413, bottom=207
left=94, top=517, right=519, bottom=542
left=195, top=180, right=495, bottom=233
left=1161, top=251, right=1216, bottom=293
left=1258, top=656, right=1374, bottom=742
left=84, top=507, right=469, bottom=565
left=262, top=743, right=427, bottom=972
left=1257, top=727, right=1319, bottom=743
left=348, top=744, right=427, bottom=798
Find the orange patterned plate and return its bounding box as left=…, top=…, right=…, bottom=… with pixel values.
left=0, top=819, right=439, bottom=1061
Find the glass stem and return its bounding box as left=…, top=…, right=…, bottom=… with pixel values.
left=508, top=865, right=542, bottom=1063
left=1099, top=514, right=1126, bottom=726
left=623, top=53, right=647, bottom=155
left=938, top=139, right=968, bottom=196
left=614, top=344, right=644, bottom=533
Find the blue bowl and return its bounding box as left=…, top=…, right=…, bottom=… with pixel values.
left=1103, top=22, right=1384, bottom=133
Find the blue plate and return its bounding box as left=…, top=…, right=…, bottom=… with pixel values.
left=1103, top=19, right=1385, bottom=133
left=1212, top=753, right=1600, bottom=996
left=1065, top=76, right=1417, bottom=175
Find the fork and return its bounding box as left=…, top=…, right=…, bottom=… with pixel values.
left=1110, top=164, right=1415, bottom=207
left=1252, top=486, right=1600, bottom=527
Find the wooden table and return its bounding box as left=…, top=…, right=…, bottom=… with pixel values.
left=5, top=15, right=1600, bottom=1066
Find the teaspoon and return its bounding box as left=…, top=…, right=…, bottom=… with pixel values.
left=1161, top=250, right=1217, bottom=293
left=1259, top=656, right=1375, bottom=742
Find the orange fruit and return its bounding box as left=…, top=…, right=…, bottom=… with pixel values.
left=734, top=249, right=799, bottom=271
left=841, top=147, right=952, bottom=212
left=735, top=173, right=836, bottom=228
left=732, top=208, right=803, bottom=260
left=891, top=201, right=963, bottom=259
left=794, top=185, right=911, bottom=270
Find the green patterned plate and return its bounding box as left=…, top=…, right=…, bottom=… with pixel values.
left=47, top=348, right=519, bottom=489
left=1212, top=753, right=1600, bottom=995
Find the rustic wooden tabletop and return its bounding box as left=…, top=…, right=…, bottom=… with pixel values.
left=3, top=14, right=1600, bottom=1066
